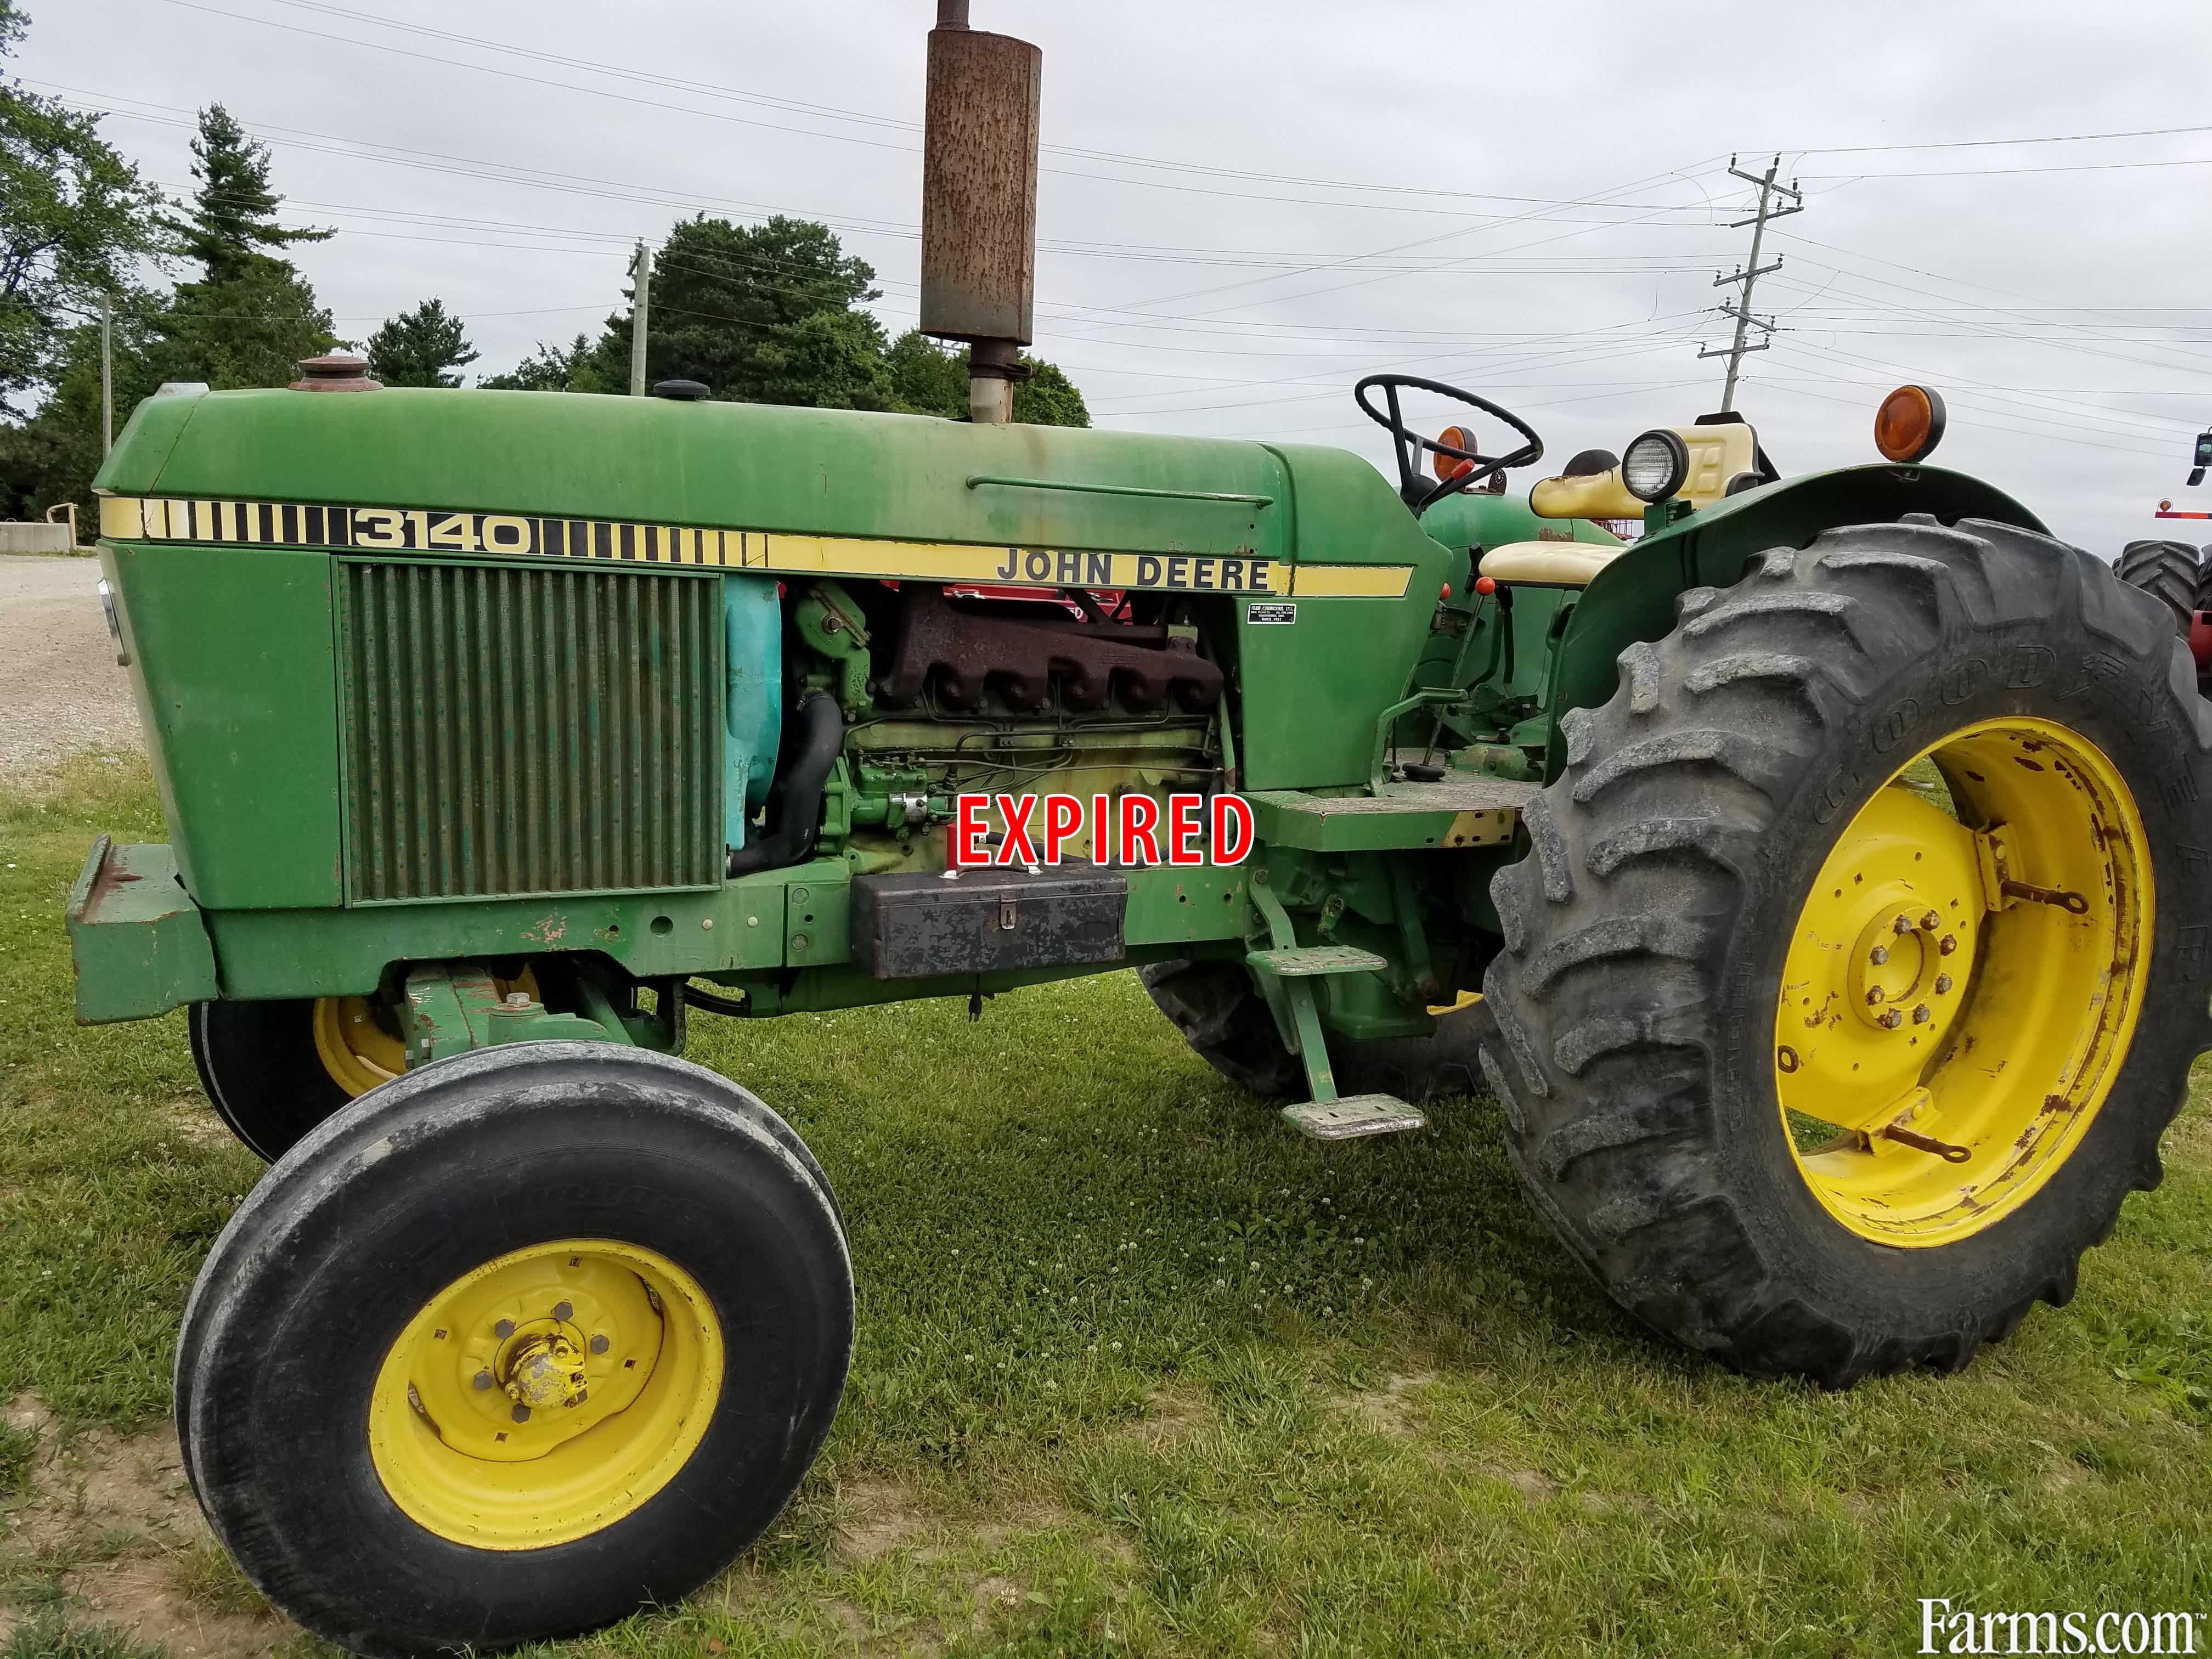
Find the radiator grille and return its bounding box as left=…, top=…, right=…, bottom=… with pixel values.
left=336, top=559, right=724, bottom=903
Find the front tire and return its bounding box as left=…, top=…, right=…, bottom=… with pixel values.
left=176, top=1043, right=852, bottom=1657
left=1483, top=516, right=2212, bottom=1386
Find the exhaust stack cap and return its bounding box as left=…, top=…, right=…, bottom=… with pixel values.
left=290, top=353, right=381, bottom=393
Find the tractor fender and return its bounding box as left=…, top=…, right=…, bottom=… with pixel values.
left=1539, top=462, right=2046, bottom=781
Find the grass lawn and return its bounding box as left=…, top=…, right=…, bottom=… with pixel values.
left=3, top=756, right=2210, bottom=1658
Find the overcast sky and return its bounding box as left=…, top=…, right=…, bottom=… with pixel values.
left=22, top=0, right=2212, bottom=552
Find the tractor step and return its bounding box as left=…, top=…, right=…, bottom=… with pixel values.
left=1282, top=1094, right=1427, bottom=1140
left=1246, top=944, right=1387, bottom=977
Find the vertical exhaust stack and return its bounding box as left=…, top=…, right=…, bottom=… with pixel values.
left=919, top=0, right=1040, bottom=424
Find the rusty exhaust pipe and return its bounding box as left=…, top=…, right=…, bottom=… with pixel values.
left=919, top=2, right=1039, bottom=423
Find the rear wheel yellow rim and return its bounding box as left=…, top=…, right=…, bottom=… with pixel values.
left=368, top=1239, right=724, bottom=1548
left=1774, top=717, right=2152, bottom=1246
left=314, top=968, right=539, bottom=1098
left=312, top=997, right=404, bottom=1097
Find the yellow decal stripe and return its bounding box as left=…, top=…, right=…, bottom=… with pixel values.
left=1290, top=565, right=1413, bottom=599
left=98, top=496, right=144, bottom=540
left=93, top=496, right=1424, bottom=601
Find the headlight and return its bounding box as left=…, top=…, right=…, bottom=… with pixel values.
left=1621, top=430, right=1689, bottom=503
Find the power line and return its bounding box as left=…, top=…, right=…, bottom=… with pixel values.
left=1760, top=265, right=2212, bottom=380
left=154, top=0, right=1718, bottom=223
left=1788, top=123, right=2212, bottom=156
left=1756, top=371, right=2174, bottom=461
left=1804, top=154, right=2212, bottom=181
left=197, top=0, right=1731, bottom=217
left=84, top=94, right=1735, bottom=368
left=76, top=89, right=1720, bottom=296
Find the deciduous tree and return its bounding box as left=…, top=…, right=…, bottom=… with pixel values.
left=0, top=0, right=167, bottom=411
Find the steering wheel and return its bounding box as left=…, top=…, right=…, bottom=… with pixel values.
left=1353, top=374, right=1545, bottom=513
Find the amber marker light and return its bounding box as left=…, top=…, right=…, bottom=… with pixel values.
left=1433, top=425, right=1476, bottom=482
left=1875, top=384, right=1948, bottom=463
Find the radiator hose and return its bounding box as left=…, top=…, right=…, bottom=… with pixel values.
left=726, top=691, right=843, bottom=876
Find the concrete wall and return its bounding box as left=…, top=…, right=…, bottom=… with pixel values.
left=0, top=522, right=81, bottom=554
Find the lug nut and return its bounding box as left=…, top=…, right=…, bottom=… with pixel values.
left=1866, top=986, right=1886, bottom=1005
left=1879, top=1009, right=1904, bottom=1029
left=1869, top=945, right=1889, bottom=966
left=1893, top=915, right=1914, bottom=935
left=552, top=1301, right=573, bottom=1322
left=1911, top=1004, right=1932, bottom=1024
left=589, top=1334, right=610, bottom=1355
left=1934, top=974, right=1953, bottom=994
left=511, top=1404, right=531, bottom=1424
left=1920, top=911, right=1941, bottom=932
left=1938, top=935, right=1958, bottom=955
left=472, top=1370, right=493, bottom=1391
left=494, top=1319, right=515, bottom=1340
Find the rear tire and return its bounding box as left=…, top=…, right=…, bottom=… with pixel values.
left=188, top=1000, right=351, bottom=1161
left=2117, top=538, right=2198, bottom=634
left=1140, top=958, right=1498, bottom=1104
left=176, top=1043, right=852, bottom=1657
left=1483, top=516, right=2212, bottom=1387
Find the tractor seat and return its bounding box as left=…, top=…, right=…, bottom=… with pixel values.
left=1477, top=541, right=1626, bottom=588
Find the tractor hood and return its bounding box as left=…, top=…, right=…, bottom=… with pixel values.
left=93, top=385, right=1437, bottom=572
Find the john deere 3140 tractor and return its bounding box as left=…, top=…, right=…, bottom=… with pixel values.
left=70, top=361, right=2212, bottom=1654
left=63, top=15, right=2212, bottom=1655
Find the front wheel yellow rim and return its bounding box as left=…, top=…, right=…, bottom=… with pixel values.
left=1775, top=717, right=2152, bottom=1246
left=368, top=1239, right=724, bottom=1548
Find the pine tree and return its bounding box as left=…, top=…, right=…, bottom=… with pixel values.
left=365, top=298, right=477, bottom=388
left=142, top=104, right=335, bottom=392
left=149, top=261, right=334, bottom=391
left=164, top=104, right=329, bottom=285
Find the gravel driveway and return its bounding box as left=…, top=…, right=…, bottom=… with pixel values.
left=1, top=554, right=145, bottom=781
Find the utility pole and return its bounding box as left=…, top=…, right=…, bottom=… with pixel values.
left=99, top=293, right=114, bottom=458
left=1699, top=154, right=1802, bottom=411
left=628, top=241, right=652, bottom=396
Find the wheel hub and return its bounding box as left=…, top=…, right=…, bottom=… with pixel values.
left=369, top=1239, right=724, bottom=1548
left=502, top=1331, right=589, bottom=1412
left=1776, top=785, right=1981, bottom=1114
left=1774, top=719, right=2151, bottom=1246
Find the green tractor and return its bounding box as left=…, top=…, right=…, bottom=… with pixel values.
left=69, top=359, right=2212, bottom=1652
